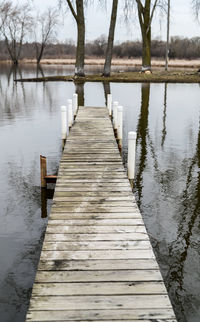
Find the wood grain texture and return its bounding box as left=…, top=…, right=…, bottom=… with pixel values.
left=27, top=309, right=176, bottom=321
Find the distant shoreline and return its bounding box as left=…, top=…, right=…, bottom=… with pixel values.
left=1, top=57, right=200, bottom=69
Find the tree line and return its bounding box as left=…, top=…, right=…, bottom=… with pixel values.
left=1, top=36, right=200, bottom=61
left=0, top=0, right=200, bottom=76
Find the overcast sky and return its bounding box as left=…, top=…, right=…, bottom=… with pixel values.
left=19, top=0, right=200, bottom=42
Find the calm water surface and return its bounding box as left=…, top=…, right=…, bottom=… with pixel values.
left=0, top=64, right=200, bottom=322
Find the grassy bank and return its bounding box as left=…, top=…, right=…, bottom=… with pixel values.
left=15, top=70, right=200, bottom=83
left=1, top=57, right=200, bottom=69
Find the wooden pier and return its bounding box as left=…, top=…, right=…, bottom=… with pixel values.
left=26, top=106, right=176, bottom=321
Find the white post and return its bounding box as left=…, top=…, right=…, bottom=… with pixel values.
left=113, top=101, right=118, bottom=130
left=117, top=105, right=123, bottom=149
left=73, top=93, right=78, bottom=117
left=107, top=94, right=112, bottom=116
left=128, top=131, right=137, bottom=180
left=66, top=106, right=69, bottom=136
left=61, top=105, right=67, bottom=139
left=68, top=99, right=73, bottom=128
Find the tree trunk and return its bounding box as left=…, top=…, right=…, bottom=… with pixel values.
left=142, top=27, right=151, bottom=70
left=102, top=0, right=118, bottom=77
left=37, top=44, right=45, bottom=64
left=75, top=0, right=85, bottom=76
left=4, top=37, right=18, bottom=65
left=137, top=0, right=152, bottom=71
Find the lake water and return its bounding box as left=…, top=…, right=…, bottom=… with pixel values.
left=0, top=64, right=200, bottom=322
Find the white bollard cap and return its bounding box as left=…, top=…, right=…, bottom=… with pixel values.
left=61, top=105, right=67, bottom=111
left=67, top=99, right=72, bottom=104
left=128, top=131, right=137, bottom=140
left=73, top=93, right=77, bottom=97
left=117, top=105, right=123, bottom=112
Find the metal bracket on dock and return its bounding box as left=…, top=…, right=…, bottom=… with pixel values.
left=40, top=155, right=57, bottom=188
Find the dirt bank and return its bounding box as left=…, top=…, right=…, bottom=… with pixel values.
left=15, top=70, right=200, bottom=83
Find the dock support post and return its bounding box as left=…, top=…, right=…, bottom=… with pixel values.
left=73, top=93, right=78, bottom=119
left=107, top=94, right=112, bottom=117
left=113, top=101, right=118, bottom=137
left=128, top=131, right=136, bottom=187
left=41, top=188, right=47, bottom=218
left=68, top=99, right=73, bottom=128
left=117, top=105, right=123, bottom=151
left=40, top=155, right=47, bottom=188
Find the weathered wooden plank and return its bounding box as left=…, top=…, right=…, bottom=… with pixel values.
left=44, top=233, right=148, bottom=242
left=47, top=219, right=144, bottom=226
left=56, top=183, right=130, bottom=188
left=64, top=146, right=118, bottom=150
left=29, top=295, right=172, bottom=311
left=57, top=170, right=127, bottom=174
left=42, top=240, right=151, bottom=251
left=36, top=269, right=162, bottom=283
left=40, top=249, right=154, bottom=261
left=66, top=139, right=118, bottom=143
left=62, top=150, right=120, bottom=154
left=59, top=161, right=123, bottom=165
left=38, top=259, right=158, bottom=271
left=61, top=155, right=122, bottom=159
left=63, top=150, right=120, bottom=153
left=26, top=309, right=176, bottom=321
left=57, top=174, right=128, bottom=179
left=54, top=187, right=132, bottom=192
left=53, top=195, right=134, bottom=202
left=32, top=281, right=167, bottom=296
left=49, top=213, right=140, bottom=220
left=51, top=202, right=136, bottom=208
left=52, top=198, right=135, bottom=203
left=46, top=226, right=147, bottom=234
left=54, top=176, right=131, bottom=184
left=50, top=207, right=138, bottom=213
left=59, top=162, right=123, bottom=165
left=54, top=191, right=133, bottom=197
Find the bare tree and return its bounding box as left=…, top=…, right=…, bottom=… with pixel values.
left=102, top=0, right=119, bottom=77
left=1, top=2, right=33, bottom=65
left=192, top=0, right=200, bottom=19
left=34, top=7, right=58, bottom=64
left=64, top=0, right=85, bottom=76
left=0, top=1, right=11, bottom=32
left=125, top=0, right=165, bottom=71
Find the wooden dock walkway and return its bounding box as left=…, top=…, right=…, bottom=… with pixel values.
left=26, top=106, right=176, bottom=321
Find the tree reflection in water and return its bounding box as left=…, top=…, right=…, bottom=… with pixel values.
left=133, top=82, right=200, bottom=321
left=165, top=123, right=200, bottom=321
left=135, top=83, right=150, bottom=207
